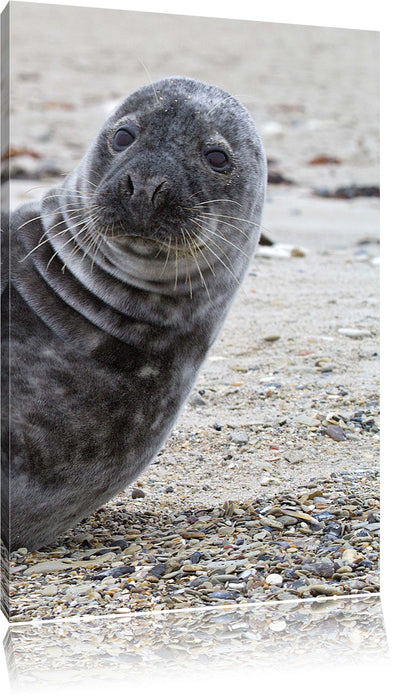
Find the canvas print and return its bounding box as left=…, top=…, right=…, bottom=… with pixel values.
left=1, top=2, right=379, bottom=624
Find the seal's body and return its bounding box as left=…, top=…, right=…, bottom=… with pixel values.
left=2, top=77, right=266, bottom=550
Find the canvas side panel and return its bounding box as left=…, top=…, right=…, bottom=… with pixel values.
left=1, top=1, right=11, bottom=622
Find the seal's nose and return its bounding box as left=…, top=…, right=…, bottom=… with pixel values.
left=122, top=173, right=169, bottom=207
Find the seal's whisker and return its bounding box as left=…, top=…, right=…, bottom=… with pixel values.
left=192, top=231, right=240, bottom=284
left=137, top=58, right=160, bottom=106
left=45, top=229, right=86, bottom=270
left=195, top=210, right=269, bottom=238
left=174, top=239, right=179, bottom=291
left=46, top=214, right=98, bottom=270
left=191, top=211, right=253, bottom=239
left=206, top=93, right=249, bottom=116
left=180, top=228, right=193, bottom=298
left=90, top=231, right=106, bottom=272
left=17, top=204, right=94, bottom=230
left=190, top=198, right=243, bottom=208
left=40, top=187, right=99, bottom=201
left=192, top=216, right=249, bottom=257
left=159, top=233, right=173, bottom=279
left=19, top=224, right=77, bottom=262
left=186, top=190, right=206, bottom=201
left=183, top=227, right=211, bottom=301
left=190, top=220, right=236, bottom=271
left=30, top=207, right=99, bottom=254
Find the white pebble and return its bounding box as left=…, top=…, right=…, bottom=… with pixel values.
left=269, top=620, right=287, bottom=632
left=338, top=328, right=371, bottom=339
left=42, top=584, right=58, bottom=596
left=266, top=573, right=283, bottom=585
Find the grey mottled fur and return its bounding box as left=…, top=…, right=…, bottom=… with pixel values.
left=1, top=77, right=266, bottom=551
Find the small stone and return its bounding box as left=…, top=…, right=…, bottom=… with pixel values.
left=24, top=561, right=72, bottom=575
left=296, top=415, right=321, bottom=427
left=230, top=430, right=249, bottom=445
left=146, top=563, right=167, bottom=580
left=110, top=539, right=128, bottom=550
left=189, top=394, right=207, bottom=407
left=264, top=334, right=280, bottom=342
left=284, top=452, right=303, bottom=465
left=93, top=565, right=135, bottom=580
left=324, top=424, right=347, bottom=441
left=190, top=551, right=202, bottom=564
left=302, top=558, right=334, bottom=578
left=42, top=584, right=58, bottom=596
left=266, top=573, right=283, bottom=586
left=341, top=549, right=364, bottom=566
left=179, top=530, right=206, bottom=540
left=239, top=568, right=257, bottom=580
left=207, top=591, right=234, bottom=600
left=338, top=328, right=371, bottom=339
left=165, top=486, right=174, bottom=493
left=269, top=620, right=287, bottom=632
left=277, top=515, right=298, bottom=526
left=309, top=584, right=337, bottom=596
left=131, top=488, right=145, bottom=498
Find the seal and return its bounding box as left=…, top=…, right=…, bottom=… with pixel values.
left=1, top=76, right=266, bottom=551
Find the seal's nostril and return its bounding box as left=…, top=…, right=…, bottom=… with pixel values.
left=126, top=174, right=135, bottom=196
left=151, top=179, right=167, bottom=206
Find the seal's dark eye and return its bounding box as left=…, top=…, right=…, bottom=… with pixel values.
left=204, top=148, right=230, bottom=172
left=112, top=127, right=136, bottom=151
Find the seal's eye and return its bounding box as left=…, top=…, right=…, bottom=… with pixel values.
left=204, top=148, right=230, bottom=173
left=112, top=127, right=136, bottom=151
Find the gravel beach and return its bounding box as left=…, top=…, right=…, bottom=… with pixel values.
left=3, top=3, right=379, bottom=623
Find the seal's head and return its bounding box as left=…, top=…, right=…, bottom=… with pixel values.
left=42, top=77, right=266, bottom=295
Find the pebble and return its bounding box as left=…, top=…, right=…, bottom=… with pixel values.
left=324, top=425, right=347, bottom=441
left=93, top=565, right=136, bottom=580
left=42, top=585, right=58, bottom=596
left=230, top=430, right=249, bottom=445
left=263, top=334, right=280, bottom=342
left=8, top=469, right=379, bottom=621
left=341, top=549, right=364, bottom=567
left=131, top=488, right=146, bottom=499
left=309, top=584, right=338, bottom=596
left=338, top=328, right=372, bottom=339
left=301, top=558, right=335, bottom=578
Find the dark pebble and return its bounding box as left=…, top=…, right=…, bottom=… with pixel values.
left=302, top=558, right=334, bottom=578
left=207, top=591, right=235, bottom=600
left=93, top=548, right=114, bottom=557
left=147, top=563, right=166, bottom=579
left=323, top=523, right=343, bottom=537
left=283, top=568, right=297, bottom=580
left=352, top=528, right=371, bottom=538
left=213, top=423, right=222, bottom=431
left=190, top=551, right=202, bottom=564
left=110, top=539, right=128, bottom=550
left=131, top=488, right=145, bottom=499
left=286, top=578, right=308, bottom=590
left=324, top=425, right=347, bottom=441
left=93, top=565, right=135, bottom=580
left=359, top=559, right=373, bottom=569
left=189, top=576, right=210, bottom=588
left=314, top=511, right=335, bottom=522
left=165, top=486, right=174, bottom=493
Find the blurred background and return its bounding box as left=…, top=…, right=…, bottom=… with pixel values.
left=7, top=1, right=379, bottom=199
